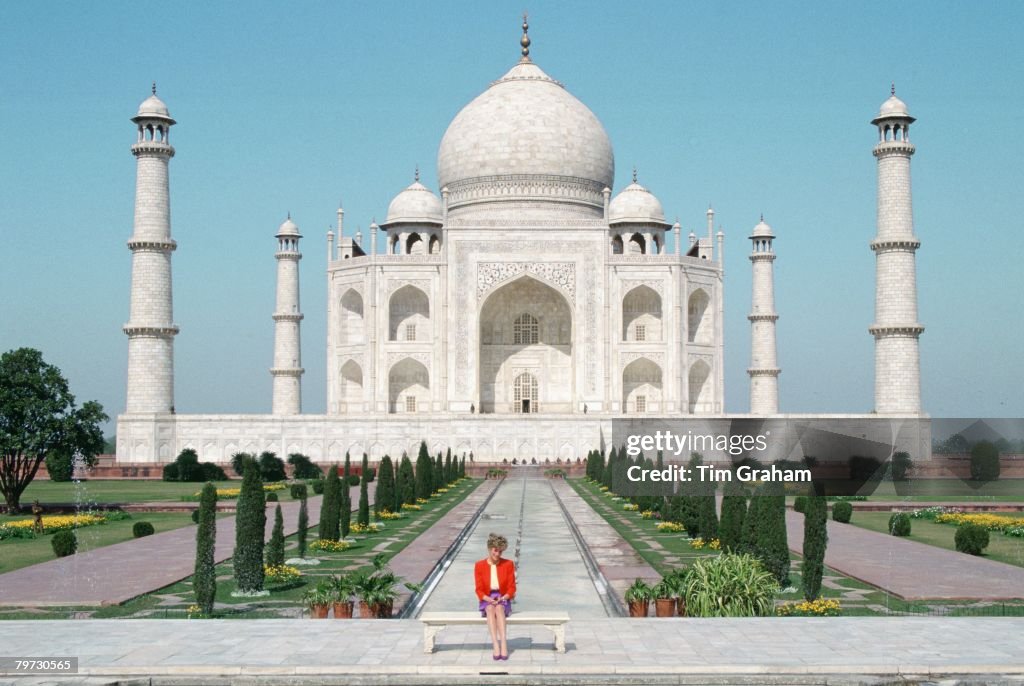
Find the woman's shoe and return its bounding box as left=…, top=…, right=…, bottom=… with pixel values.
left=500, top=654, right=508, bottom=660
left=492, top=654, right=501, bottom=661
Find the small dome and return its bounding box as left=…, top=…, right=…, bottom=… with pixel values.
left=750, top=218, right=774, bottom=239
left=276, top=217, right=301, bottom=237
left=134, top=93, right=175, bottom=123
left=872, top=93, right=914, bottom=124
left=608, top=181, right=668, bottom=226
left=381, top=181, right=443, bottom=227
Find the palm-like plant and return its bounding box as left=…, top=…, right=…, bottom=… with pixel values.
left=683, top=553, right=778, bottom=617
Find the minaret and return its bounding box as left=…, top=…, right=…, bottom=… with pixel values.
left=124, top=85, right=178, bottom=414
left=748, top=216, right=780, bottom=414
left=271, top=215, right=304, bottom=415
left=870, top=87, right=923, bottom=413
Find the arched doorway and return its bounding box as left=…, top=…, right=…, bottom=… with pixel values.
left=513, top=372, right=538, bottom=413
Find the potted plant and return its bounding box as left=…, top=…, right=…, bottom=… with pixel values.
left=303, top=579, right=333, bottom=619
left=331, top=573, right=355, bottom=619
left=652, top=579, right=676, bottom=617
left=624, top=578, right=652, bottom=617
left=664, top=568, right=688, bottom=617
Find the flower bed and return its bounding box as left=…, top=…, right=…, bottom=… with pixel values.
left=777, top=598, right=841, bottom=616
left=309, top=539, right=352, bottom=553
left=400, top=503, right=422, bottom=511
left=689, top=537, right=721, bottom=550
left=350, top=522, right=384, bottom=534
left=913, top=507, right=1024, bottom=536
left=188, top=483, right=287, bottom=500
left=264, top=564, right=302, bottom=584
left=655, top=521, right=685, bottom=533
left=0, top=513, right=107, bottom=540
left=377, top=510, right=406, bottom=520
left=623, top=503, right=639, bottom=511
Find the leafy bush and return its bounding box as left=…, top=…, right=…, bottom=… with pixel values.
left=258, top=452, right=287, bottom=482
left=265, top=504, right=285, bottom=567
left=684, top=554, right=778, bottom=617
left=890, top=451, right=912, bottom=481
left=191, top=509, right=200, bottom=524
left=133, top=521, right=155, bottom=538
left=888, top=512, right=911, bottom=536
left=290, top=483, right=308, bottom=500
left=793, top=496, right=808, bottom=514
left=970, top=441, right=1000, bottom=481
left=266, top=492, right=278, bottom=502
left=201, top=462, right=227, bottom=481
left=848, top=455, right=882, bottom=482
left=163, top=449, right=224, bottom=482
left=52, top=529, right=77, bottom=557
left=45, top=452, right=74, bottom=482
left=287, top=453, right=322, bottom=479
left=162, top=463, right=179, bottom=481
left=231, top=452, right=257, bottom=477
left=347, top=475, right=360, bottom=487
left=802, top=496, right=828, bottom=601
left=193, top=482, right=218, bottom=615
left=954, top=523, right=990, bottom=555
left=318, top=466, right=340, bottom=542
left=311, top=479, right=324, bottom=495
left=832, top=501, right=852, bottom=523
left=233, top=463, right=266, bottom=592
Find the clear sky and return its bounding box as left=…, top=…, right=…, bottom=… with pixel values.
left=2, top=1, right=1022, bottom=431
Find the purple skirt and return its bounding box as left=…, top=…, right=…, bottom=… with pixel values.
left=479, top=590, right=511, bottom=617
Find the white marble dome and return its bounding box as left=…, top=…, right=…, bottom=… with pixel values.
left=437, top=61, right=614, bottom=193
left=382, top=180, right=443, bottom=227
left=135, top=94, right=174, bottom=121
left=608, top=181, right=668, bottom=226
left=276, top=217, right=300, bottom=237
left=873, top=93, right=914, bottom=123
left=750, top=217, right=774, bottom=238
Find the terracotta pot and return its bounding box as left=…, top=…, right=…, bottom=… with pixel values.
left=358, top=601, right=374, bottom=618
left=375, top=600, right=394, bottom=618
left=654, top=598, right=676, bottom=617
left=627, top=600, right=649, bottom=617
left=309, top=604, right=329, bottom=619
left=677, top=598, right=687, bottom=617
left=332, top=601, right=353, bottom=618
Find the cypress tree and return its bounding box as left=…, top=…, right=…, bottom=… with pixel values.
left=718, top=477, right=747, bottom=552
left=602, top=447, right=614, bottom=489
left=802, top=495, right=828, bottom=600
left=739, top=483, right=763, bottom=555
left=266, top=503, right=285, bottom=567
left=297, top=492, right=309, bottom=558
left=319, top=465, right=340, bottom=541
left=233, top=463, right=266, bottom=592
left=193, top=482, right=217, bottom=615
left=445, top=448, right=453, bottom=483
left=375, top=455, right=395, bottom=516
left=756, top=479, right=790, bottom=587
left=399, top=453, right=417, bottom=505
left=697, top=478, right=719, bottom=540
left=460, top=455, right=466, bottom=478
left=416, top=441, right=433, bottom=500
left=434, top=452, right=443, bottom=493
left=339, top=454, right=352, bottom=539
left=592, top=450, right=605, bottom=483
left=358, top=453, right=370, bottom=526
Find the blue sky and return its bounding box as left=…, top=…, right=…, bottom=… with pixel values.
left=2, top=1, right=1022, bottom=430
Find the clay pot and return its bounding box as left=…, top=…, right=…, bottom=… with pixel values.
left=677, top=598, right=687, bottom=617
left=627, top=600, right=649, bottom=617
left=375, top=600, right=394, bottom=618
left=332, top=601, right=353, bottom=618
left=309, top=604, right=329, bottom=619
left=358, top=601, right=373, bottom=618
left=654, top=598, right=676, bottom=617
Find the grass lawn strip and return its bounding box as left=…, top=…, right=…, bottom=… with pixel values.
left=18, top=479, right=311, bottom=504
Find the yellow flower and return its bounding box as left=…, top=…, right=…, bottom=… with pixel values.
left=350, top=522, right=384, bottom=534
left=640, top=510, right=656, bottom=519
left=309, top=539, right=351, bottom=552
left=708, top=538, right=721, bottom=550
left=656, top=522, right=685, bottom=533
left=401, top=503, right=422, bottom=511
left=377, top=510, right=405, bottom=520
left=264, top=564, right=301, bottom=584
left=690, top=537, right=705, bottom=549
left=623, top=503, right=639, bottom=511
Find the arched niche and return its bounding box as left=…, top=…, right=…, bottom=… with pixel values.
left=688, top=360, right=712, bottom=413
left=389, top=285, right=429, bottom=341
left=622, top=285, right=662, bottom=342
left=623, top=357, right=663, bottom=413
left=340, top=289, right=364, bottom=345
left=340, top=359, right=363, bottom=411
left=388, top=357, right=429, bottom=414
left=687, top=289, right=712, bottom=344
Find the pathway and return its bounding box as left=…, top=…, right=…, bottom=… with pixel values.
left=0, top=484, right=365, bottom=607
left=785, top=510, right=1024, bottom=600
left=0, top=617, right=1021, bottom=683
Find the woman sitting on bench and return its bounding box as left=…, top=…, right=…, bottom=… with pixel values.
left=475, top=532, right=516, bottom=660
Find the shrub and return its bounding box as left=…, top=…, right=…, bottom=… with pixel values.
left=258, top=452, right=287, bottom=482
left=311, top=479, right=324, bottom=495
left=191, top=509, right=200, bottom=524
left=358, top=454, right=371, bottom=527
left=231, top=452, right=257, bottom=477
left=970, top=441, right=1001, bottom=481
left=832, top=501, right=852, bottom=523
left=162, top=463, right=179, bottom=482
left=848, top=455, right=882, bottom=482
left=718, top=479, right=747, bottom=553
left=347, top=475, right=360, bottom=487
left=319, top=466, right=340, bottom=541
left=297, top=496, right=309, bottom=559
left=793, top=496, right=808, bottom=513
left=755, top=481, right=790, bottom=587
left=45, top=451, right=74, bottom=482
left=266, top=504, right=285, bottom=567
left=287, top=453, right=322, bottom=479
left=133, top=521, right=155, bottom=538
left=955, top=523, right=990, bottom=555
left=890, top=451, right=912, bottom=481
left=888, top=512, right=911, bottom=536
left=375, top=455, right=396, bottom=519
left=194, top=482, right=218, bottom=615
left=415, top=442, right=433, bottom=501
left=201, top=462, right=227, bottom=481
left=398, top=454, right=416, bottom=506
left=290, top=483, right=307, bottom=500
left=340, top=455, right=352, bottom=540
left=266, top=492, right=278, bottom=502
left=684, top=554, right=778, bottom=617
left=233, top=463, right=266, bottom=592
left=802, top=496, right=828, bottom=600
left=51, top=529, right=77, bottom=557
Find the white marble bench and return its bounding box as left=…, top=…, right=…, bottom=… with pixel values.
left=420, top=611, right=570, bottom=653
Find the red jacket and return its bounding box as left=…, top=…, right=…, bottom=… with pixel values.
left=474, top=558, right=516, bottom=601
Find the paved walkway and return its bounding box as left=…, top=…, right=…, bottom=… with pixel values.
left=0, top=485, right=365, bottom=607
left=0, top=617, right=1022, bottom=683
left=784, top=510, right=1024, bottom=600
left=421, top=475, right=609, bottom=618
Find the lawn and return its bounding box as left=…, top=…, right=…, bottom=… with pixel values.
left=0, top=512, right=216, bottom=575
left=847, top=511, right=1024, bottom=568
left=18, top=478, right=318, bottom=505
left=0, top=478, right=482, bottom=620
left=858, top=479, right=1024, bottom=502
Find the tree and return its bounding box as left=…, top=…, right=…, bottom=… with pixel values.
left=970, top=440, right=1001, bottom=481
left=739, top=484, right=763, bottom=555
left=415, top=441, right=433, bottom=501
left=339, top=454, right=352, bottom=539
left=459, top=455, right=466, bottom=479
left=230, top=452, right=257, bottom=478
left=890, top=451, right=913, bottom=482
left=398, top=453, right=416, bottom=506
left=719, top=478, right=747, bottom=552
left=193, top=482, right=218, bottom=615
left=375, top=455, right=395, bottom=517
left=287, top=453, right=322, bottom=479
left=318, top=465, right=340, bottom=541
left=258, top=451, right=287, bottom=482
left=357, top=453, right=370, bottom=527
left=0, top=348, right=107, bottom=512
left=801, top=495, right=828, bottom=600
left=233, top=463, right=266, bottom=592
left=296, top=491, right=309, bottom=558
left=434, top=451, right=444, bottom=493
left=755, top=480, right=790, bottom=587
left=266, top=503, right=285, bottom=567
left=445, top=448, right=453, bottom=484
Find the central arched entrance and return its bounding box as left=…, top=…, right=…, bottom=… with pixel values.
left=479, top=276, right=573, bottom=413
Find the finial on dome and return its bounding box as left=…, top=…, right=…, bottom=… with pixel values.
left=632, top=166, right=637, bottom=184
left=520, top=12, right=531, bottom=61
left=152, top=82, right=157, bottom=96
left=760, top=212, right=764, bottom=222
left=287, top=211, right=291, bottom=220
left=414, top=165, right=420, bottom=182
left=891, top=82, right=896, bottom=96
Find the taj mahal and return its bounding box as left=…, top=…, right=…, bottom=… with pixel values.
left=115, top=20, right=925, bottom=464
